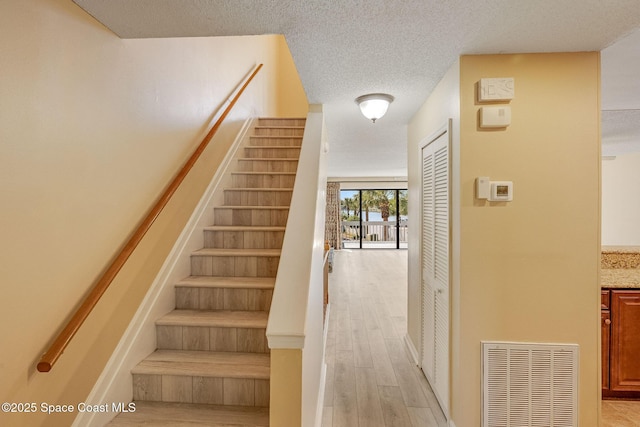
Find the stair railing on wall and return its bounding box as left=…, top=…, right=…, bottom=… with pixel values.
left=37, top=64, right=264, bottom=373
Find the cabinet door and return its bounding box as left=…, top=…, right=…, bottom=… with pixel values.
left=602, top=309, right=610, bottom=390
left=610, top=290, right=640, bottom=391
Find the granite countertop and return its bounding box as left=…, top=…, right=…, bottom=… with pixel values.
left=601, top=269, right=640, bottom=289
left=601, top=246, right=640, bottom=289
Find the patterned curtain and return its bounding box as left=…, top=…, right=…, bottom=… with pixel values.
left=325, top=182, right=341, bottom=249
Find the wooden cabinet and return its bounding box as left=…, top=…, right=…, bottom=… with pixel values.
left=602, top=309, right=611, bottom=390
left=602, top=289, right=640, bottom=398
left=610, top=290, right=640, bottom=391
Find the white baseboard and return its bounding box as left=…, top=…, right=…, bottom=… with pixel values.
left=403, top=332, right=455, bottom=427
left=404, top=333, right=420, bottom=366
left=73, top=117, right=254, bottom=427
left=314, top=361, right=327, bottom=427
left=323, top=303, right=331, bottom=348
left=313, top=302, right=331, bottom=427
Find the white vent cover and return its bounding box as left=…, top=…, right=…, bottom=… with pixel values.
left=482, top=342, right=578, bottom=427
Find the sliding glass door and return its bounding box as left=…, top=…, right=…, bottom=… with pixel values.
left=340, top=189, right=407, bottom=249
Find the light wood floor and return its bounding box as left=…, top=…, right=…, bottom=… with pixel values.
left=602, top=400, right=640, bottom=426
left=322, top=249, right=447, bottom=427
left=323, top=249, right=640, bottom=427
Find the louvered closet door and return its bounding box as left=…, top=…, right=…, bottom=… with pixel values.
left=421, top=128, right=450, bottom=417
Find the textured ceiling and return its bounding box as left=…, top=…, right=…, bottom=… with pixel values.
left=73, top=0, right=640, bottom=175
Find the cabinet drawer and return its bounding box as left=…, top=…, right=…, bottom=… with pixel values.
left=602, top=290, right=610, bottom=310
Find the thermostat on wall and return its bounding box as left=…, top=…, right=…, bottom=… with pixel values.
left=489, top=181, right=513, bottom=201
left=476, top=177, right=513, bottom=202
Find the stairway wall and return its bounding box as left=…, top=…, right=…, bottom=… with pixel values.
left=0, top=1, right=308, bottom=426
left=75, top=118, right=257, bottom=427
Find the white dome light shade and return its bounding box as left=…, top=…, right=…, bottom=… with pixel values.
left=355, top=93, right=394, bottom=123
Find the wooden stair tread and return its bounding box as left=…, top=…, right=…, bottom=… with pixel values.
left=192, top=248, right=280, bottom=257
left=109, top=401, right=269, bottom=426
left=224, top=188, right=293, bottom=192
left=238, top=157, right=298, bottom=161
left=250, top=135, right=303, bottom=138
left=176, top=276, right=275, bottom=290
left=259, top=117, right=306, bottom=120
left=157, top=310, right=268, bottom=328
left=132, top=350, right=270, bottom=379
left=231, top=171, right=296, bottom=175
left=203, top=225, right=285, bottom=232
left=255, top=125, right=304, bottom=129
left=245, top=145, right=301, bottom=148
left=216, top=205, right=290, bottom=209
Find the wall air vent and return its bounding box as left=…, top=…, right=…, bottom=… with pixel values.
left=482, top=341, right=578, bottom=427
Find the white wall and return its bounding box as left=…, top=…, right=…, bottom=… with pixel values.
left=336, top=180, right=408, bottom=190
left=602, top=152, right=640, bottom=245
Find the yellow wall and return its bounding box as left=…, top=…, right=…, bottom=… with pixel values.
left=270, top=349, right=303, bottom=427
left=0, top=1, right=307, bottom=426
left=276, top=38, right=310, bottom=118
left=408, top=53, right=601, bottom=426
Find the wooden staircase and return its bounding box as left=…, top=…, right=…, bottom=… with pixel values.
left=109, top=118, right=305, bottom=426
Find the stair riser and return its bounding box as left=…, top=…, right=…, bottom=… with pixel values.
left=214, top=208, right=289, bottom=226
left=204, top=230, right=284, bottom=250
left=258, top=118, right=305, bottom=127
left=249, top=136, right=303, bottom=146
left=250, top=139, right=302, bottom=148
left=156, top=325, right=269, bottom=353
left=232, top=174, right=296, bottom=188
left=191, top=255, right=279, bottom=277
left=224, top=190, right=292, bottom=206
left=176, top=287, right=273, bottom=311
left=133, top=374, right=269, bottom=407
left=253, top=127, right=304, bottom=137
left=237, top=159, right=298, bottom=173
left=243, top=147, right=300, bottom=159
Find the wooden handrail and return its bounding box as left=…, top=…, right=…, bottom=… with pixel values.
left=37, top=64, right=263, bottom=372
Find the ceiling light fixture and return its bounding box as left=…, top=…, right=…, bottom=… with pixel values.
left=355, top=93, right=394, bottom=123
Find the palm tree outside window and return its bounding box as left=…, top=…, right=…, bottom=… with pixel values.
left=340, top=189, right=407, bottom=249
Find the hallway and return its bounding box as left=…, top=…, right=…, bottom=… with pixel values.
left=322, top=249, right=447, bottom=427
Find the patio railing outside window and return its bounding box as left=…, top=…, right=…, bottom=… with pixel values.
left=340, top=189, right=407, bottom=249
